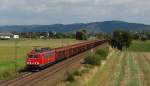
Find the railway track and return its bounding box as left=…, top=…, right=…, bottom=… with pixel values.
left=0, top=42, right=108, bottom=86
left=0, top=55, right=80, bottom=86
left=0, top=72, right=33, bottom=85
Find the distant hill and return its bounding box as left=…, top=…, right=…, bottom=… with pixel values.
left=0, top=21, right=150, bottom=33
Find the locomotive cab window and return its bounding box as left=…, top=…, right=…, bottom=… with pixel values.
left=28, top=54, right=38, bottom=58
left=44, top=53, right=51, bottom=58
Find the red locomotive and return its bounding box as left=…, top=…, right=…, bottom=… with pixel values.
left=26, top=40, right=107, bottom=70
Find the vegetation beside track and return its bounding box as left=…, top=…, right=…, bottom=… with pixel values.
left=65, top=52, right=150, bottom=86
left=0, top=39, right=80, bottom=80
left=84, top=47, right=109, bottom=66
left=63, top=46, right=109, bottom=86
left=63, top=40, right=150, bottom=86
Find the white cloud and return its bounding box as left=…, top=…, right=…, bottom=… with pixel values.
left=0, top=0, right=150, bottom=25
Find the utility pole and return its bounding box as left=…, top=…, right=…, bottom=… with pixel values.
left=14, top=39, right=18, bottom=72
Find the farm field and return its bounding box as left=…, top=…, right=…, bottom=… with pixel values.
left=0, top=39, right=81, bottom=79
left=86, top=41, right=150, bottom=86
left=67, top=41, right=150, bottom=86
left=84, top=52, right=150, bottom=86
left=125, top=40, right=150, bottom=52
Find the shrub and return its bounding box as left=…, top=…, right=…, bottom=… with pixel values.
left=73, top=70, right=82, bottom=76
left=0, top=38, right=9, bottom=40
left=80, top=69, right=89, bottom=74
left=84, top=64, right=94, bottom=69
left=95, top=48, right=109, bottom=60
left=141, top=37, right=147, bottom=41
left=66, top=70, right=83, bottom=82
left=84, top=54, right=101, bottom=65
left=66, top=72, right=75, bottom=82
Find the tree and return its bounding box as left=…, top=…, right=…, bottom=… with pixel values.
left=141, top=35, right=147, bottom=41
left=76, top=29, right=88, bottom=40
left=111, top=29, right=132, bottom=50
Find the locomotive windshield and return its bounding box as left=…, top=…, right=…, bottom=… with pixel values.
left=34, top=48, right=50, bottom=52
left=28, top=54, right=38, bottom=58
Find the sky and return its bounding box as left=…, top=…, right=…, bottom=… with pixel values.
left=0, top=0, right=150, bottom=25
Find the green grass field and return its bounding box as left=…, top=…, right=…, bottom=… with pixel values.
left=125, top=40, right=150, bottom=52
left=0, top=39, right=80, bottom=79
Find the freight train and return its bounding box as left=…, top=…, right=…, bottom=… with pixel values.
left=26, top=40, right=107, bottom=70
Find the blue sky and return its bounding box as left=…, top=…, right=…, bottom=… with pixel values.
left=0, top=0, right=150, bottom=25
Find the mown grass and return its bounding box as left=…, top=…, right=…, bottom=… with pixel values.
left=106, top=52, right=126, bottom=86
left=85, top=51, right=120, bottom=86
left=85, top=52, right=141, bottom=86
left=127, top=53, right=140, bottom=86
left=0, top=39, right=80, bottom=80
left=136, top=53, right=150, bottom=85
left=125, top=40, right=150, bottom=52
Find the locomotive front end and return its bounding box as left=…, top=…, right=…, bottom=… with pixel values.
left=26, top=51, right=41, bottom=70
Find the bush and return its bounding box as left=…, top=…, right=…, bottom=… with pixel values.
left=84, top=54, right=101, bottom=65
left=73, top=70, right=82, bottom=76
left=0, top=38, right=9, bottom=40
left=80, top=69, right=89, bottom=74
left=66, top=72, right=75, bottom=82
left=66, top=70, right=83, bottom=82
left=84, top=64, right=94, bottom=69
left=141, top=37, right=147, bottom=41
left=95, top=48, right=109, bottom=60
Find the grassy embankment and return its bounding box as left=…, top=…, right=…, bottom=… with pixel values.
left=0, top=39, right=80, bottom=80
left=65, top=40, right=150, bottom=86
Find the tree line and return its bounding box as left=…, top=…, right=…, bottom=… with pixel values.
left=7, top=29, right=150, bottom=51
left=13, top=32, right=76, bottom=39
left=12, top=29, right=100, bottom=40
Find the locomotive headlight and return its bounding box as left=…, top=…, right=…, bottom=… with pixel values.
left=33, top=62, right=39, bottom=65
